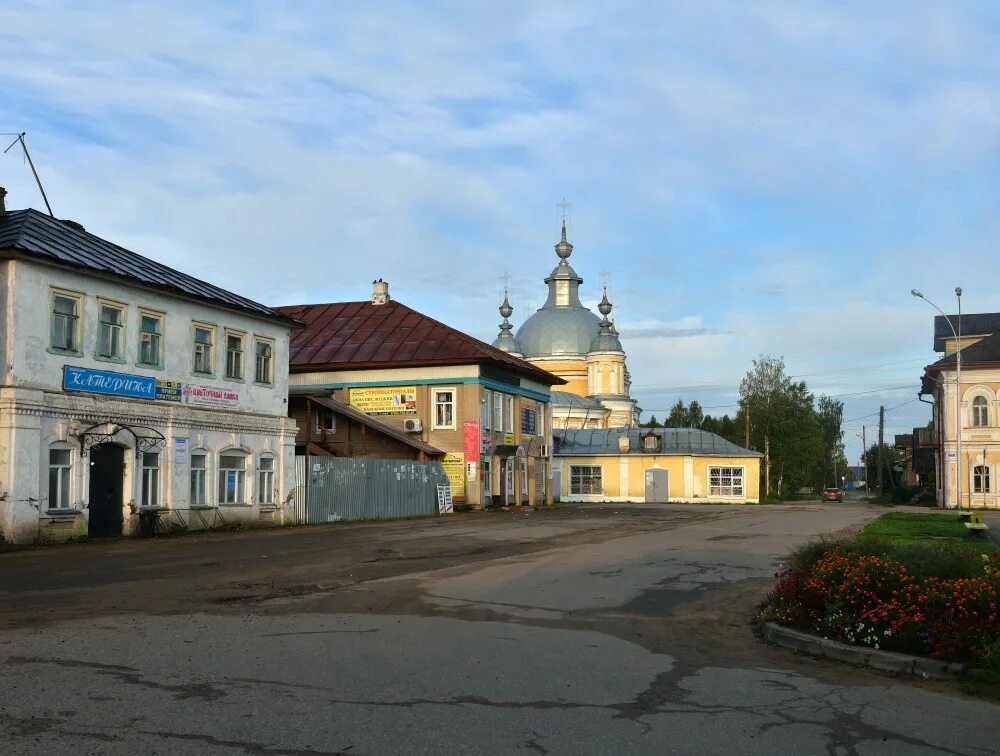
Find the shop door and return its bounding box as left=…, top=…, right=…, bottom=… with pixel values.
left=644, top=468, right=669, bottom=504
left=88, top=444, right=125, bottom=537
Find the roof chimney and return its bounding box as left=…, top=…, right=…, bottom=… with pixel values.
left=0, top=187, right=7, bottom=217
left=371, top=278, right=390, bottom=306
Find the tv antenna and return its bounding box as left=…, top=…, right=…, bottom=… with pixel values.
left=3, top=132, right=54, bottom=216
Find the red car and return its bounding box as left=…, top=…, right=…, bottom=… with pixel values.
left=822, top=488, right=844, bottom=503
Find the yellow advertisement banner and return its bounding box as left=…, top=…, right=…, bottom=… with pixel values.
left=349, top=386, right=417, bottom=415
left=441, top=452, right=465, bottom=499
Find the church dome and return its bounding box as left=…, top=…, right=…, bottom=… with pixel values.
left=517, top=307, right=601, bottom=358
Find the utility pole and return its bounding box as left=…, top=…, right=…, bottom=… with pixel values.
left=861, top=425, right=867, bottom=492
left=877, top=406, right=885, bottom=499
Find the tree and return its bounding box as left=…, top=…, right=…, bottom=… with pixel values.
left=666, top=400, right=687, bottom=427
left=642, top=414, right=660, bottom=428
left=815, top=395, right=847, bottom=488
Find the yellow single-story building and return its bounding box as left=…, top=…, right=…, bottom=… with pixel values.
left=553, top=428, right=762, bottom=504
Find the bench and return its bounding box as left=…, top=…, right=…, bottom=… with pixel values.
left=964, top=512, right=989, bottom=537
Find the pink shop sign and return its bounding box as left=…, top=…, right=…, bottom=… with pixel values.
left=183, top=384, right=240, bottom=408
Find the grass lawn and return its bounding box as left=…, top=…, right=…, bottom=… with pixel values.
left=859, top=511, right=997, bottom=551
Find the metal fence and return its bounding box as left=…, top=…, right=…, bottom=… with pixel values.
left=300, top=456, right=450, bottom=524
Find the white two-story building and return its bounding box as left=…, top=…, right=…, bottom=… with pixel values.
left=0, top=188, right=299, bottom=543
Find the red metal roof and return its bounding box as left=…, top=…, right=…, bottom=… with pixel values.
left=274, top=300, right=565, bottom=386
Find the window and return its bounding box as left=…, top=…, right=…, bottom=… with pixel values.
left=138, top=311, right=163, bottom=366
left=257, top=457, right=275, bottom=505
left=570, top=465, right=603, bottom=495
left=521, top=458, right=528, bottom=495
left=315, top=410, right=335, bottom=434
left=190, top=453, right=207, bottom=505
left=538, top=405, right=545, bottom=438
left=709, top=466, right=744, bottom=497
left=225, top=331, right=245, bottom=380
left=50, top=292, right=81, bottom=352
left=643, top=434, right=660, bottom=451
left=96, top=302, right=125, bottom=360
left=254, top=338, right=273, bottom=384
left=48, top=448, right=71, bottom=509
left=973, top=465, right=991, bottom=494
left=141, top=452, right=160, bottom=507
left=193, top=324, right=215, bottom=374
left=483, top=459, right=492, bottom=496
left=493, top=393, right=503, bottom=430
left=434, top=389, right=455, bottom=429
left=972, top=396, right=989, bottom=427
left=504, top=395, right=514, bottom=432
left=219, top=452, right=247, bottom=504
left=481, top=389, right=492, bottom=429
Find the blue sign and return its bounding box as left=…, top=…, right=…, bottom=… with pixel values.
left=63, top=366, right=156, bottom=400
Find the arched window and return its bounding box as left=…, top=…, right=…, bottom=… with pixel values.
left=48, top=444, right=73, bottom=510
left=257, top=455, right=276, bottom=506
left=219, top=451, right=247, bottom=504
left=972, top=396, right=989, bottom=427
left=190, top=450, right=208, bottom=506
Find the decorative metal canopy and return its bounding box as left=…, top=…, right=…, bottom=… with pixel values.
left=75, top=423, right=166, bottom=458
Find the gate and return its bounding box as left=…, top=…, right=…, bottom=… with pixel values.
left=304, top=456, right=450, bottom=524
left=644, top=468, right=669, bottom=504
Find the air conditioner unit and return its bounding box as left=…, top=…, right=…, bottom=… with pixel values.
left=403, top=418, right=423, bottom=432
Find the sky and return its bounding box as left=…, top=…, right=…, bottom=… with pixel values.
left=2, top=1, right=999, bottom=464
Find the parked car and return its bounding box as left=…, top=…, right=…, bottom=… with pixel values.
left=821, top=487, right=844, bottom=503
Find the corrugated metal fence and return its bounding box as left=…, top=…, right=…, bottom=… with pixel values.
left=298, top=456, right=449, bottom=524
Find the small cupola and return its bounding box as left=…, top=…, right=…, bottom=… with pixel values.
left=371, top=279, right=390, bottom=305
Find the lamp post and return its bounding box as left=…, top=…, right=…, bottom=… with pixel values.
left=911, top=288, right=963, bottom=509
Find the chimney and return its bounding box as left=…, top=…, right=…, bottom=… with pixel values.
left=0, top=187, right=6, bottom=217
left=371, top=278, right=390, bottom=306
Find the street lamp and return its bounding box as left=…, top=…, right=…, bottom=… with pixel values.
left=911, top=288, right=963, bottom=509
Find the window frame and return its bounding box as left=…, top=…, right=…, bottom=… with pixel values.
left=137, top=308, right=164, bottom=368
left=315, top=409, right=336, bottom=435
left=569, top=465, right=603, bottom=496
left=971, top=395, right=990, bottom=428
left=192, top=322, right=216, bottom=376
left=503, top=395, right=514, bottom=433
left=973, top=464, right=991, bottom=494
left=190, top=451, right=208, bottom=506
left=47, top=445, right=73, bottom=510
left=481, top=389, right=492, bottom=430
left=141, top=451, right=160, bottom=507
left=257, top=455, right=276, bottom=506
left=218, top=451, right=248, bottom=505
left=493, top=392, right=503, bottom=431
left=253, top=336, right=274, bottom=385
left=49, top=288, right=83, bottom=356
left=432, top=387, right=457, bottom=430
left=224, top=329, right=246, bottom=381
left=709, top=465, right=745, bottom=498
left=95, top=298, right=127, bottom=362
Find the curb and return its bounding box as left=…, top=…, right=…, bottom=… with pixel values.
left=762, top=622, right=969, bottom=679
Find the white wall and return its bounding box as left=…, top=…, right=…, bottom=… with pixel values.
left=7, top=259, right=290, bottom=416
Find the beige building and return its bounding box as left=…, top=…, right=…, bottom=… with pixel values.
left=275, top=282, right=565, bottom=508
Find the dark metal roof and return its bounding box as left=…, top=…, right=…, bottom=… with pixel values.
left=308, top=395, right=444, bottom=456
left=550, top=391, right=606, bottom=410
left=926, top=329, right=1000, bottom=371
left=0, top=208, right=298, bottom=326
left=933, top=313, right=1000, bottom=351
left=274, top=300, right=565, bottom=386
left=554, top=428, right=762, bottom=457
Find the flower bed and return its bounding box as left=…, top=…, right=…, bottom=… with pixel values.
left=763, top=513, right=1000, bottom=664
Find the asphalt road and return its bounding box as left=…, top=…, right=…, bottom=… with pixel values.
left=0, top=502, right=996, bottom=755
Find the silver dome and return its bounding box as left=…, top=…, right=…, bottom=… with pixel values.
left=516, top=306, right=601, bottom=358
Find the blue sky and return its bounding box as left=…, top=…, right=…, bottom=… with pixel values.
left=3, top=1, right=999, bottom=462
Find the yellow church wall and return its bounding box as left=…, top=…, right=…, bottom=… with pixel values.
left=558, top=454, right=761, bottom=503
left=525, top=358, right=588, bottom=396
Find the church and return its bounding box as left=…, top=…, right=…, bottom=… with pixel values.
left=493, top=221, right=640, bottom=429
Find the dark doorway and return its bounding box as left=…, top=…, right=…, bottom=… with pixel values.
left=88, top=444, right=125, bottom=538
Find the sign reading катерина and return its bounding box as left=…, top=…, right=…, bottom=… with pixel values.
left=349, top=386, right=417, bottom=415
left=63, top=365, right=156, bottom=400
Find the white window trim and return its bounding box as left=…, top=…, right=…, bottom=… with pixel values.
left=493, top=392, right=503, bottom=431
left=95, top=298, right=127, bottom=363
left=257, top=454, right=276, bottom=506
left=47, top=444, right=74, bottom=510
left=971, top=395, right=990, bottom=428
left=569, top=464, right=604, bottom=498
left=481, top=389, right=492, bottom=430
left=49, top=287, right=84, bottom=355
left=708, top=465, right=746, bottom=498
left=253, top=335, right=275, bottom=385
left=137, top=308, right=165, bottom=368
left=218, top=450, right=248, bottom=505
left=972, top=463, right=992, bottom=494
left=433, top=386, right=457, bottom=430
left=192, top=321, right=217, bottom=376
left=224, top=328, right=247, bottom=382
left=190, top=450, right=209, bottom=507
left=315, top=409, right=336, bottom=434
left=503, top=395, right=514, bottom=433
left=141, top=451, right=160, bottom=508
